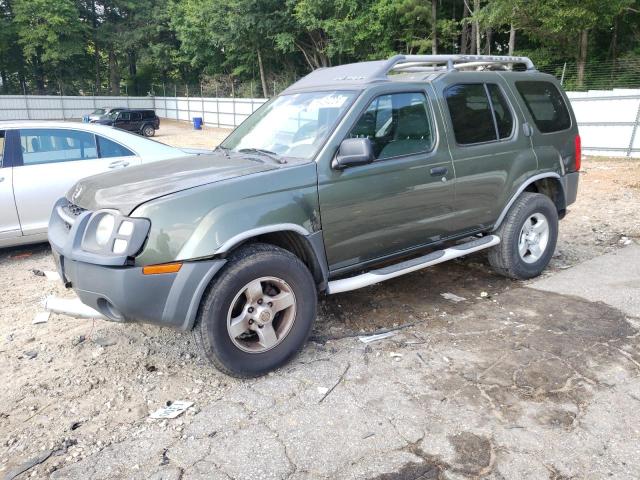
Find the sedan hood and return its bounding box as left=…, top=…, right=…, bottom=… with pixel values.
left=67, top=151, right=286, bottom=214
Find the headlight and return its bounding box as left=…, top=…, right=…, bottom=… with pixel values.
left=95, top=214, right=115, bottom=246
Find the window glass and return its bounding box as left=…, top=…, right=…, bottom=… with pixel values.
left=222, top=90, right=357, bottom=160
left=0, top=131, right=5, bottom=166
left=119, top=112, right=131, bottom=121
left=131, top=112, right=142, bottom=121
left=488, top=84, right=514, bottom=139
left=445, top=84, right=496, bottom=144
left=516, top=81, right=571, bottom=133
left=20, top=129, right=98, bottom=165
left=141, top=111, right=155, bottom=119
left=97, top=136, right=135, bottom=158
left=348, top=92, right=434, bottom=159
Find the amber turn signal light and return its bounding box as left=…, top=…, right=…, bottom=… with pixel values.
left=142, top=262, right=183, bottom=275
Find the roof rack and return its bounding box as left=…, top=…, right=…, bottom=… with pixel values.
left=376, top=54, right=536, bottom=77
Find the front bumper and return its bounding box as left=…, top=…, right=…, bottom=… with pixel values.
left=49, top=198, right=226, bottom=330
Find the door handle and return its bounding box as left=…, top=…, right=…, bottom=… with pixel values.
left=108, top=160, right=130, bottom=169
left=430, top=166, right=448, bottom=176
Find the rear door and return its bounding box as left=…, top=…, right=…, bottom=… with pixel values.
left=438, top=75, right=538, bottom=232
left=511, top=79, right=579, bottom=175
left=12, top=128, right=139, bottom=235
left=0, top=130, right=22, bottom=240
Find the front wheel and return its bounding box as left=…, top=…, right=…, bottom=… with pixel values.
left=142, top=124, right=155, bottom=137
left=489, top=192, right=558, bottom=280
left=194, top=243, right=317, bottom=377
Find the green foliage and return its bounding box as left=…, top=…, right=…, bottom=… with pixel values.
left=0, top=0, right=638, bottom=95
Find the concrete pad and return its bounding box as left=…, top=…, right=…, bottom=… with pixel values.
left=530, top=245, right=640, bottom=317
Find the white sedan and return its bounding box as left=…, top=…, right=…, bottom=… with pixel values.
left=0, top=121, right=206, bottom=248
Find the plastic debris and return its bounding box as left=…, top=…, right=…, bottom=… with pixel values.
left=44, top=296, right=105, bottom=319
left=480, top=291, right=489, bottom=298
left=43, top=270, right=61, bottom=281
left=358, top=331, right=396, bottom=344
left=317, top=386, right=329, bottom=395
left=32, top=311, right=50, bottom=325
left=390, top=352, right=403, bottom=361
left=150, top=400, right=194, bottom=419
left=440, top=292, right=467, bottom=303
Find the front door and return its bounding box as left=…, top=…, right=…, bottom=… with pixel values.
left=12, top=128, right=139, bottom=236
left=0, top=130, right=21, bottom=240
left=438, top=77, right=538, bottom=232
left=318, top=88, right=456, bottom=272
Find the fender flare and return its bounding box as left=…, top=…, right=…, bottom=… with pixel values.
left=492, top=173, right=564, bottom=231
left=214, top=223, right=312, bottom=254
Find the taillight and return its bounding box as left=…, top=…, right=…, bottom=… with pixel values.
left=574, top=134, right=581, bottom=171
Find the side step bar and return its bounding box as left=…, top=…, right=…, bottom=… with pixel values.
left=327, top=235, right=500, bottom=294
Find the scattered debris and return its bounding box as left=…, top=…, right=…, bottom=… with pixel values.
left=480, top=291, right=489, bottom=298
left=317, top=386, right=329, bottom=395
left=32, top=312, right=50, bottom=325
left=23, top=350, right=38, bottom=359
left=3, top=449, right=54, bottom=480
left=69, top=420, right=82, bottom=431
left=72, top=335, right=86, bottom=346
left=150, top=401, right=194, bottom=419
left=319, top=363, right=351, bottom=403
left=31, top=269, right=45, bottom=277
left=390, top=352, right=403, bottom=360
left=145, top=364, right=158, bottom=372
left=93, top=337, right=117, bottom=348
left=416, top=352, right=428, bottom=366
left=358, top=331, right=396, bottom=344
left=440, top=292, right=467, bottom=303
left=362, top=432, right=376, bottom=439
left=44, top=296, right=106, bottom=319
left=43, top=270, right=61, bottom=281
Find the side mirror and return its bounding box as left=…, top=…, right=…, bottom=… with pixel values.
left=332, top=138, right=374, bottom=170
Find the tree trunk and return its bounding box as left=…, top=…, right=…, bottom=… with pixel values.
left=92, top=0, right=100, bottom=93
left=33, top=53, right=45, bottom=94
left=431, top=0, right=438, bottom=54
left=508, top=24, right=516, bottom=55
left=485, top=28, right=492, bottom=55
left=577, top=29, right=588, bottom=89
left=257, top=49, right=268, bottom=98
left=460, top=2, right=470, bottom=54
left=474, top=0, right=481, bottom=55
left=0, top=70, right=7, bottom=94
left=108, top=49, right=120, bottom=95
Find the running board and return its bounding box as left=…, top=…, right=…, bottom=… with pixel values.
left=327, top=235, right=500, bottom=294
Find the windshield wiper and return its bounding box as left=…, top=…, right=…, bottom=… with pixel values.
left=214, top=145, right=231, bottom=158
left=238, top=148, right=287, bottom=164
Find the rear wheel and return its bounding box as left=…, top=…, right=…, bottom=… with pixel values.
left=142, top=124, right=155, bottom=137
left=194, top=243, right=317, bottom=377
left=489, top=192, right=558, bottom=280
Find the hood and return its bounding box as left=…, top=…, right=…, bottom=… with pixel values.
left=67, top=151, right=287, bottom=214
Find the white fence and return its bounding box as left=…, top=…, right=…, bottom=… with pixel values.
left=0, top=95, right=268, bottom=128
left=0, top=90, right=639, bottom=157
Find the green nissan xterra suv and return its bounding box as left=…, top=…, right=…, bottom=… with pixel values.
left=49, top=55, right=580, bottom=377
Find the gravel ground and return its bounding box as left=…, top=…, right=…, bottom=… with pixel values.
left=1, top=121, right=639, bottom=479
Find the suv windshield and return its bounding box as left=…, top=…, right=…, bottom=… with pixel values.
left=222, top=91, right=356, bottom=160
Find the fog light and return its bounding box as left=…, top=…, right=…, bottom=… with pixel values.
left=113, top=238, right=128, bottom=254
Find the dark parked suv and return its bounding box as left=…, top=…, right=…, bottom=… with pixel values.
left=50, top=55, right=580, bottom=377
left=91, top=109, right=160, bottom=137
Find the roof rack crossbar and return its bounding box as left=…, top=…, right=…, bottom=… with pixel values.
left=374, top=54, right=536, bottom=78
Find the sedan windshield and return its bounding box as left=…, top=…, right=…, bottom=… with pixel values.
left=222, top=91, right=357, bottom=160
left=91, top=109, right=106, bottom=115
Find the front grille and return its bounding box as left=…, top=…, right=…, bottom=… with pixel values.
left=59, top=201, right=88, bottom=229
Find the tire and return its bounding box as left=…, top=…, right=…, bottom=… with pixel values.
left=194, top=243, right=317, bottom=378
left=142, top=124, right=155, bottom=137
left=488, top=192, right=558, bottom=280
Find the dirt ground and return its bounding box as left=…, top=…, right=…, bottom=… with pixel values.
left=1, top=122, right=639, bottom=479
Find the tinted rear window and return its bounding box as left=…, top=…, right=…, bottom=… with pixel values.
left=516, top=81, right=571, bottom=133
left=141, top=111, right=155, bottom=119
left=445, top=84, right=497, bottom=144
